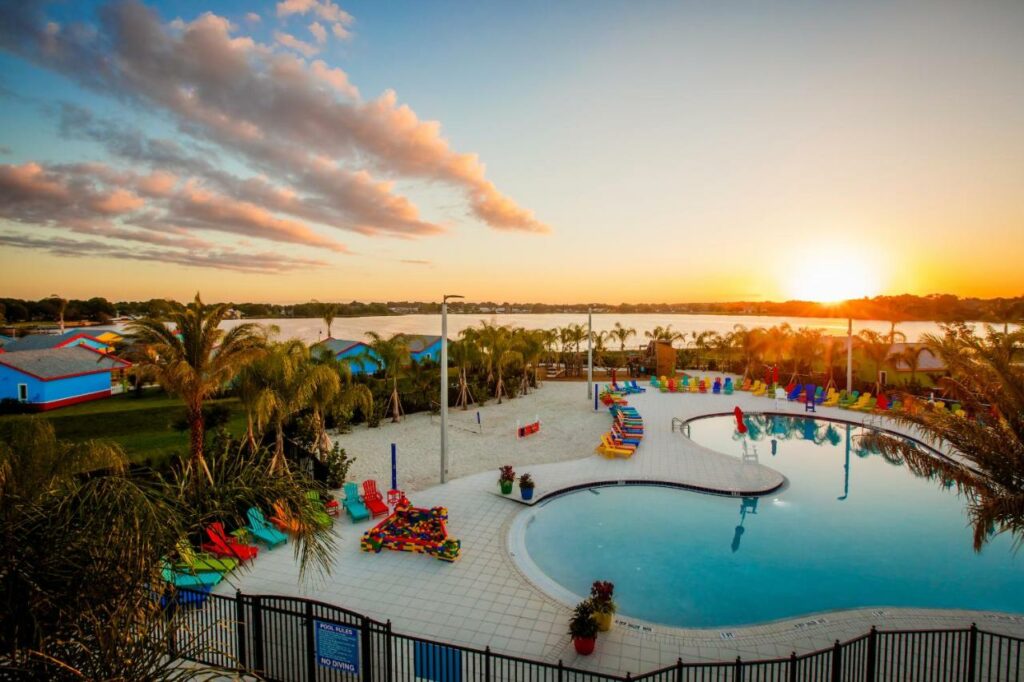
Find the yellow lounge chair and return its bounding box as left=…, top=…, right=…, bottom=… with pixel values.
left=596, top=434, right=633, bottom=458
left=823, top=389, right=841, bottom=407
left=849, top=393, right=873, bottom=410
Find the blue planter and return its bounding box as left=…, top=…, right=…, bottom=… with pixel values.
left=520, top=487, right=534, bottom=501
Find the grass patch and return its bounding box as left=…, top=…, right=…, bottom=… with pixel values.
left=0, top=387, right=246, bottom=467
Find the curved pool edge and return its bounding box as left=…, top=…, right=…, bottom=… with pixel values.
left=505, top=482, right=1024, bottom=639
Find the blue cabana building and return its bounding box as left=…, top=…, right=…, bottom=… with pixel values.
left=312, top=338, right=381, bottom=374
left=405, top=335, right=443, bottom=363
left=0, top=346, right=130, bottom=410
left=2, top=330, right=112, bottom=353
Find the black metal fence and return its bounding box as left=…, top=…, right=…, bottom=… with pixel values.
left=165, top=589, right=1023, bottom=681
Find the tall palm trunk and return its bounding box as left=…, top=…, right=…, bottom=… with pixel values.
left=186, top=403, right=212, bottom=483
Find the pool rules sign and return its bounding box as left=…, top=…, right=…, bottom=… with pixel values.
left=314, top=620, right=359, bottom=674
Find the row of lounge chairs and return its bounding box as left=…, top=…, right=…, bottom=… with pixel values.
left=596, top=405, right=644, bottom=458
left=650, top=375, right=736, bottom=394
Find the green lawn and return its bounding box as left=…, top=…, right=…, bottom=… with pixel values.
left=0, top=388, right=246, bottom=468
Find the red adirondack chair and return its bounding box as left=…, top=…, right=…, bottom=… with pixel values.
left=201, top=522, right=259, bottom=562
left=362, top=480, right=389, bottom=518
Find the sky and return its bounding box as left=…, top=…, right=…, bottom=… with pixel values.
left=0, top=0, right=1022, bottom=304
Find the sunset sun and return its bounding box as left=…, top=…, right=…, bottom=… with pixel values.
left=786, top=252, right=880, bottom=303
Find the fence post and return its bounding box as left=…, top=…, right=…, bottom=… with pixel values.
left=235, top=590, right=247, bottom=670
left=361, top=615, right=374, bottom=682
left=252, top=596, right=265, bottom=675
left=865, top=626, right=877, bottom=682
left=831, top=640, right=842, bottom=682
left=967, top=623, right=978, bottom=682
left=675, top=657, right=683, bottom=682
left=305, top=600, right=317, bottom=682
left=485, top=646, right=492, bottom=682
left=789, top=651, right=797, bottom=682
left=385, top=620, right=393, bottom=682
left=557, top=659, right=564, bottom=682
left=735, top=656, right=743, bottom=682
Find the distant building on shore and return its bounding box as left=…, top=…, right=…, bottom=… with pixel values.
left=0, top=329, right=120, bottom=354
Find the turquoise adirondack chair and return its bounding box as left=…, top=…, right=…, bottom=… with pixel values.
left=342, top=482, right=370, bottom=522
left=161, top=561, right=224, bottom=588
left=247, top=507, right=288, bottom=548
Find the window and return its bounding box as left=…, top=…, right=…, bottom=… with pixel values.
left=879, top=370, right=888, bottom=386
left=17, top=383, right=28, bottom=402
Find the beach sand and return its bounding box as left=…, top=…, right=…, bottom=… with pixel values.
left=330, top=381, right=608, bottom=493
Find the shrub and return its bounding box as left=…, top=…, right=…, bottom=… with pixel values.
left=325, top=444, right=355, bottom=489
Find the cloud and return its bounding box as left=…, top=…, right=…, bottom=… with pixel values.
left=331, top=22, right=350, bottom=41
left=0, top=232, right=329, bottom=273
left=308, top=21, right=326, bottom=45
left=274, top=30, right=318, bottom=57
left=400, top=259, right=431, bottom=265
left=245, top=12, right=261, bottom=24
left=0, top=160, right=350, bottom=255
left=0, top=0, right=549, bottom=234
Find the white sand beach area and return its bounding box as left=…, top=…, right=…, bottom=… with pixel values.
left=330, top=381, right=609, bottom=493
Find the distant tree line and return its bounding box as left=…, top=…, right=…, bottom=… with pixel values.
left=2, top=293, right=1022, bottom=326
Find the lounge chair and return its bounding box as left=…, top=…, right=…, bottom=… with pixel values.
left=202, top=522, right=259, bottom=562
left=712, top=378, right=722, bottom=394
left=723, top=377, right=734, bottom=394
left=305, top=491, right=334, bottom=529
left=659, top=376, right=669, bottom=392
left=158, top=584, right=212, bottom=609
left=270, top=501, right=304, bottom=534
left=839, top=390, right=859, bottom=407
left=161, top=561, right=224, bottom=588
left=174, top=539, right=238, bottom=573
left=751, top=381, right=766, bottom=396
left=874, top=394, right=889, bottom=411
left=342, top=481, right=370, bottom=521
left=362, top=480, right=390, bottom=518
left=596, top=434, right=633, bottom=458
left=246, top=507, right=288, bottom=548
left=786, top=383, right=803, bottom=401
left=823, top=389, right=841, bottom=407
left=666, top=378, right=676, bottom=392
left=850, top=393, right=873, bottom=410
left=649, top=376, right=660, bottom=388
left=628, top=380, right=646, bottom=393
left=740, top=377, right=752, bottom=391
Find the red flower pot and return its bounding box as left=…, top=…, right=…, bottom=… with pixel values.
left=572, top=636, right=596, bottom=655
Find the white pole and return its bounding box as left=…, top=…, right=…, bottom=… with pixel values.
left=587, top=307, right=593, bottom=400
left=846, top=316, right=853, bottom=391
left=440, top=294, right=462, bottom=484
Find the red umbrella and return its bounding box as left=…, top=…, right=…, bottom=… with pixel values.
left=772, top=365, right=780, bottom=385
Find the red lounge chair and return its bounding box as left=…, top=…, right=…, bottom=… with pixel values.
left=875, top=394, right=889, bottom=411
left=202, top=522, right=259, bottom=562
left=362, top=480, right=389, bottom=518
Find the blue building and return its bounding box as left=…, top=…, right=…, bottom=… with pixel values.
left=0, top=346, right=130, bottom=410
left=405, top=335, right=442, bottom=363
left=1, top=330, right=113, bottom=353
left=312, top=338, right=381, bottom=374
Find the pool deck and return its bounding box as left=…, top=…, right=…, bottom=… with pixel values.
left=217, top=380, right=1024, bottom=675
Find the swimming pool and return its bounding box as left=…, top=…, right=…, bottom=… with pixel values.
left=515, top=414, right=1023, bottom=628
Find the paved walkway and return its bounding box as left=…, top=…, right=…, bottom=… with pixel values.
left=218, top=379, right=1024, bottom=676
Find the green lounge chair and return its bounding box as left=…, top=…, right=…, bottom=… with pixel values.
left=174, top=540, right=238, bottom=573
left=247, top=507, right=288, bottom=548
left=342, top=482, right=370, bottom=522
left=305, top=491, right=334, bottom=529
left=839, top=390, right=859, bottom=407
left=161, top=561, right=224, bottom=588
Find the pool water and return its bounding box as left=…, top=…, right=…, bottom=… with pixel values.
left=519, top=414, right=1023, bottom=628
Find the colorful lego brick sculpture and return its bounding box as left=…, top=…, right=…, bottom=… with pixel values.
left=360, top=503, right=462, bottom=562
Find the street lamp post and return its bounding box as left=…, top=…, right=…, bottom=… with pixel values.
left=587, top=306, right=593, bottom=400
left=846, top=316, right=853, bottom=391
left=440, top=294, right=463, bottom=484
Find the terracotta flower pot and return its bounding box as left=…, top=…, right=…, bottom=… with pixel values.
left=592, top=610, right=613, bottom=632
left=572, top=636, right=596, bottom=655
left=500, top=480, right=513, bottom=495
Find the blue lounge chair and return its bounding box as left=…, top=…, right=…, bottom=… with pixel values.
left=724, top=377, right=734, bottom=394
left=629, top=380, right=646, bottom=393
left=787, top=383, right=803, bottom=401
left=247, top=507, right=288, bottom=548
left=159, top=584, right=212, bottom=609
left=342, top=482, right=370, bottom=522
left=712, top=378, right=722, bottom=394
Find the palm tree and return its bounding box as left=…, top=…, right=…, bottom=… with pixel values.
left=730, top=325, right=766, bottom=379
left=889, top=345, right=927, bottom=385
left=690, top=330, right=718, bottom=370
left=857, top=329, right=892, bottom=392
left=565, top=323, right=587, bottom=376
left=478, top=324, right=520, bottom=402
left=365, top=331, right=410, bottom=422
left=790, top=327, right=824, bottom=377
left=514, top=328, right=546, bottom=394
left=309, top=350, right=373, bottom=455
left=645, top=325, right=682, bottom=343
left=48, top=293, right=67, bottom=333
left=448, top=338, right=479, bottom=409
left=316, top=301, right=339, bottom=338
left=128, top=293, right=266, bottom=483
left=610, top=322, right=637, bottom=352
left=763, top=324, right=793, bottom=370
left=988, top=298, right=1024, bottom=335
left=872, top=325, right=1024, bottom=550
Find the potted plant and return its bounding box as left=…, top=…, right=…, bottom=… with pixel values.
left=590, top=581, right=616, bottom=631
left=518, top=473, right=535, bottom=501
left=498, top=465, right=515, bottom=495
left=568, top=600, right=599, bottom=655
